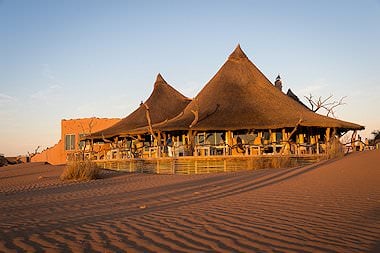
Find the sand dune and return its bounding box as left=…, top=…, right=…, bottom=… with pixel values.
left=0, top=150, right=379, bottom=252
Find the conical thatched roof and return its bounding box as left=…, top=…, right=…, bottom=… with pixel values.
left=89, top=74, right=191, bottom=139
left=153, top=45, right=363, bottom=132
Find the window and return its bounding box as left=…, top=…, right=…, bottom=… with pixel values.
left=196, top=132, right=225, bottom=146
left=65, top=134, right=76, bottom=151
left=214, top=132, right=225, bottom=145
left=195, top=133, right=205, bottom=145
left=276, top=132, right=282, bottom=144
left=235, top=132, right=256, bottom=144
left=263, top=131, right=270, bottom=141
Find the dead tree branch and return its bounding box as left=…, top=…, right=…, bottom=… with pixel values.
left=189, top=98, right=200, bottom=128
left=304, top=94, right=346, bottom=118
left=144, top=103, right=158, bottom=141
left=279, top=118, right=303, bottom=155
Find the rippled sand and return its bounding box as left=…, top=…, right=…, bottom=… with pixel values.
left=1, top=150, right=379, bottom=252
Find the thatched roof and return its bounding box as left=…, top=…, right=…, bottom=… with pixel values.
left=286, top=88, right=309, bottom=109
left=88, top=74, right=191, bottom=139
left=151, top=45, right=363, bottom=132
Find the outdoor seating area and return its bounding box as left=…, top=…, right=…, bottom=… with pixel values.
left=79, top=129, right=336, bottom=162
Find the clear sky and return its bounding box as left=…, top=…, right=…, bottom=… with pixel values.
left=1, top=0, right=379, bottom=156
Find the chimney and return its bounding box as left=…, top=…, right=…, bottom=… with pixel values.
left=274, top=74, right=282, bottom=92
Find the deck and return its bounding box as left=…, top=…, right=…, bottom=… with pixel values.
left=94, top=154, right=327, bottom=174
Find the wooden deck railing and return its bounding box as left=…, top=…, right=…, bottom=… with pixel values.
left=94, top=154, right=327, bottom=175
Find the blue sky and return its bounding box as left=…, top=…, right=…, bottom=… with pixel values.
left=1, top=0, right=379, bottom=156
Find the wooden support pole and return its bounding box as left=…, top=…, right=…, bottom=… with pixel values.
left=281, top=128, right=289, bottom=154
left=299, top=133, right=304, bottom=144
left=279, top=119, right=302, bottom=155
left=351, top=130, right=357, bottom=152
left=325, top=127, right=331, bottom=154
left=187, top=130, right=197, bottom=156
left=326, top=128, right=331, bottom=142
left=226, top=131, right=233, bottom=146
left=281, top=129, right=286, bottom=141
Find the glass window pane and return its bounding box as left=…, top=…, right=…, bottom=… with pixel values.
left=65, top=134, right=76, bottom=150
left=65, top=135, right=70, bottom=150
left=71, top=135, right=76, bottom=150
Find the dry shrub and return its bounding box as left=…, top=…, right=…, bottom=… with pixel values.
left=251, top=156, right=294, bottom=170
left=251, top=157, right=265, bottom=170
left=271, top=156, right=292, bottom=169
left=60, top=160, right=100, bottom=181
left=327, top=137, right=345, bottom=159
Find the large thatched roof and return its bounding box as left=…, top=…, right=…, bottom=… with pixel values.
left=151, top=45, right=363, bottom=132
left=89, top=74, right=191, bottom=139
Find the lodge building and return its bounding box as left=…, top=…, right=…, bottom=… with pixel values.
left=34, top=45, right=364, bottom=169
left=85, top=45, right=363, bottom=162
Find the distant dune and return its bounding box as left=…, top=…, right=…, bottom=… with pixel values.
left=0, top=150, right=379, bottom=252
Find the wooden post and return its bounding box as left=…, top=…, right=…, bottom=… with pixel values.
left=316, top=134, right=320, bottom=154
left=351, top=130, right=357, bottom=152
left=281, top=129, right=289, bottom=155
left=226, top=131, right=233, bottom=146
left=310, top=135, right=315, bottom=145
left=187, top=130, right=197, bottom=156
left=157, top=131, right=161, bottom=158
left=325, top=128, right=331, bottom=142
left=270, top=130, right=277, bottom=154
left=332, top=127, right=338, bottom=153
left=279, top=119, right=303, bottom=155
left=299, top=133, right=305, bottom=144
left=182, top=134, right=186, bottom=148
left=281, top=129, right=286, bottom=140
left=163, top=132, right=167, bottom=146
left=325, top=128, right=331, bottom=154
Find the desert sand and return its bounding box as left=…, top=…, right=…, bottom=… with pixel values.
left=0, top=150, right=379, bottom=253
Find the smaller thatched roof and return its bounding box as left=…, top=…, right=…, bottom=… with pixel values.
left=88, top=74, right=191, bottom=139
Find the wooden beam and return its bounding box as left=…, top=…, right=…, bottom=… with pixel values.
left=279, top=119, right=303, bottom=155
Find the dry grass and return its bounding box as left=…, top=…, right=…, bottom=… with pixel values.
left=271, top=156, right=293, bottom=169
left=327, top=137, right=345, bottom=159
left=250, top=156, right=294, bottom=170
left=60, top=160, right=100, bottom=181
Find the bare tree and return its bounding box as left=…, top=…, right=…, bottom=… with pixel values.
left=78, top=118, right=95, bottom=160
left=304, top=94, right=346, bottom=117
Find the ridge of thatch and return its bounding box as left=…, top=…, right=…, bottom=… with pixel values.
left=153, top=45, right=364, bottom=132
left=228, top=44, right=248, bottom=60
left=286, top=88, right=309, bottom=109
left=88, top=74, right=191, bottom=139
left=154, top=73, right=166, bottom=87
